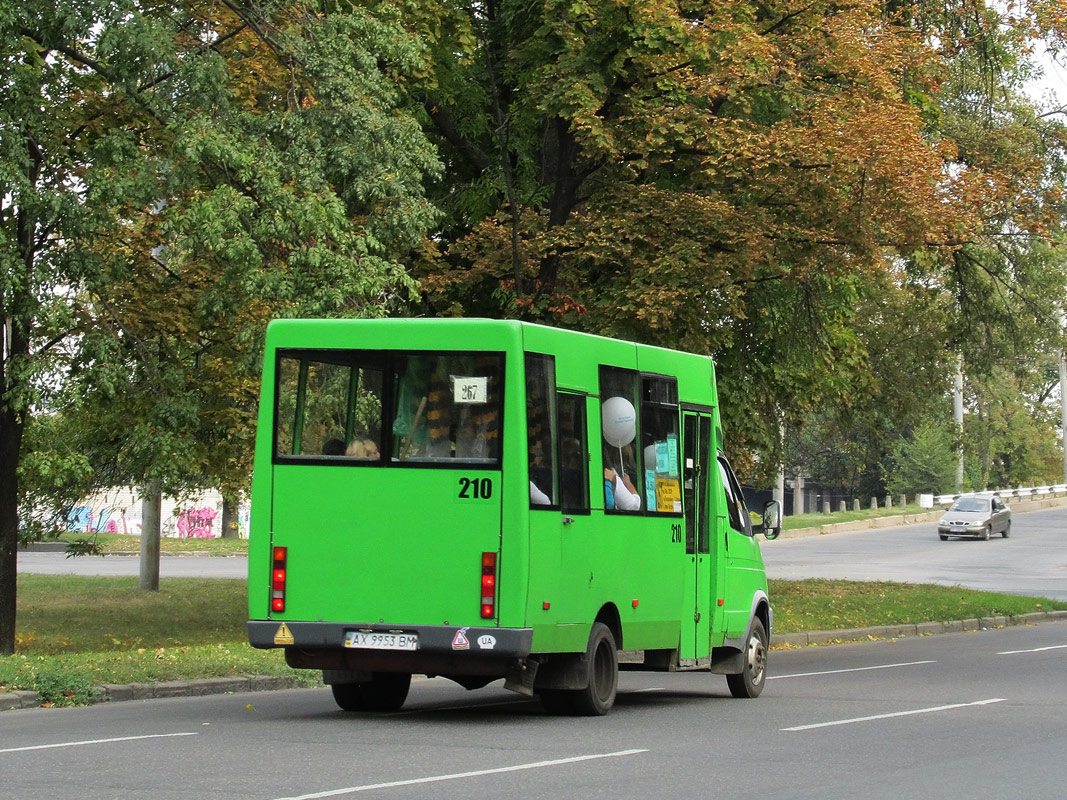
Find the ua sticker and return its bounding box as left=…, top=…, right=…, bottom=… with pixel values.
left=273, top=622, right=295, bottom=645
left=451, top=627, right=471, bottom=650
left=477, top=635, right=497, bottom=650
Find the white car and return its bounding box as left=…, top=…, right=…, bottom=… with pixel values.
left=937, top=496, right=1011, bottom=540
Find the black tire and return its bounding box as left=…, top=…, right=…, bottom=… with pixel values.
left=538, top=689, right=576, bottom=716
left=331, top=672, right=411, bottom=712
left=570, top=622, right=618, bottom=716
left=939, top=534, right=949, bottom=541
left=1002, top=521, right=1011, bottom=538
left=540, top=622, right=618, bottom=716
left=727, top=617, right=768, bottom=699
left=981, top=525, right=991, bottom=541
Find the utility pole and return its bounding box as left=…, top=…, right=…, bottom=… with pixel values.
left=954, top=356, right=965, bottom=493
left=1060, top=350, right=1067, bottom=484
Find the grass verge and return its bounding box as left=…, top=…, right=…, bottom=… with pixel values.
left=59, top=532, right=249, bottom=556
left=4, top=574, right=1065, bottom=706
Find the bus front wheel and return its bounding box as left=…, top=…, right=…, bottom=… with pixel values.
left=726, top=618, right=768, bottom=699
left=331, top=672, right=411, bottom=712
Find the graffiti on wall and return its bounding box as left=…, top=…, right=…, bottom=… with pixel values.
left=177, top=507, right=219, bottom=539
left=64, top=490, right=249, bottom=538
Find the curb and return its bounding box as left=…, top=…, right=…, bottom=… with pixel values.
left=6, top=612, right=1067, bottom=711
left=0, top=674, right=309, bottom=712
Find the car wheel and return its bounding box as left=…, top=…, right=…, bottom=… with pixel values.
left=727, top=617, right=768, bottom=699
left=981, top=525, right=990, bottom=541
left=331, top=672, right=411, bottom=712
left=939, top=534, right=948, bottom=541
left=1002, top=520, right=1011, bottom=538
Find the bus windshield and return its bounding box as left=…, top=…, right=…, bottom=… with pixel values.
left=274, top=349, right=504, bottom=465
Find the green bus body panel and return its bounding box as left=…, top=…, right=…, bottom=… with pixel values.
left=248, top=318, right=769, bottom=664
left=270, top=467, right=502, bottom=625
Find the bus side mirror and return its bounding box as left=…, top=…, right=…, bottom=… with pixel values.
left=758, top=500, right=781, bottom=540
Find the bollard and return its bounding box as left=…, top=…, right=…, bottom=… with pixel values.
left=871, top=497, right=878, bottom=510
left=885, top=495, right=892, bottom=508
left=852, top=499, right=860, bottom=512
left=898, top=494, right=907, bottom=508
left=839, top=500, right=846, bottom=513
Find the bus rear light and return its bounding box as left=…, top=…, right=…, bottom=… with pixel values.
left=271, top=546, right=287, bottom=613
left=480, top=551, right=497, bottom=619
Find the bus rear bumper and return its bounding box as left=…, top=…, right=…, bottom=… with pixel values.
left=248, top=620, right=533, bottom=675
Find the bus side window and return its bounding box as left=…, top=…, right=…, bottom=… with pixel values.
left=558, top=393, right=589, bottom=513
left=717, top=455, right=750, bottom=535
left=525, top=354, right=558, bottom=507
left=599, top=366, right=641, bottom=512
left=640, top=376, right=680, bottom=514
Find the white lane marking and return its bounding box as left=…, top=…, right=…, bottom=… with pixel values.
left=769, top=660, right=936, bottom=680
left=0, top=732, right=198, bottom=754
left=272, top=749, right=649, bottom=800
left=782, top=698, right=1005, bottom=731
left=998, top=644, right=1067, bottom=655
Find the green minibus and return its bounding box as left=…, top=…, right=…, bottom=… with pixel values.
left=247, top=319, right=780, bottom=715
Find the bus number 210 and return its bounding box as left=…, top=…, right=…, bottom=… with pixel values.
left=458, top=477, right=493, bottom=500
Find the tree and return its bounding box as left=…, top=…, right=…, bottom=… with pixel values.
left=398, top=0, right=1008, bottom=476
left=885, top=418, right=958, bottom=497
left=0, top=0, right=440, bottom=652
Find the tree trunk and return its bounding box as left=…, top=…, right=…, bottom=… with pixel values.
left=0, top=316, right=27, bottom=656
left=220, top=494, right=240, bottom=539
left=140, top=479, right=162, bottom=591
left=0, top=392, right=21, bottom=657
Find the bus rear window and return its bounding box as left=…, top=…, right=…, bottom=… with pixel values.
left=274, top=350, right=503, bottom=466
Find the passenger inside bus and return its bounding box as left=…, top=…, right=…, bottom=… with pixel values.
left=345, top=437, right=380, bottom=459
left=322, top=438, right=346, bottom=456
left=603, top=445, right=641, bottom=511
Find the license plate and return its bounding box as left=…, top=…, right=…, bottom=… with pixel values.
left=344, top=631, right=418, bottom=651
left=951, top=527, right=966, bottom=533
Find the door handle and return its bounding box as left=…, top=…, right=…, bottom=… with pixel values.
left=562, top=516, right=575, bottom=525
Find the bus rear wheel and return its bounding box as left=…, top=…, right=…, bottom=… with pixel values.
left=572, top=622, right=618, bottom=716
left=331, top=672, right=411, bottom=712
left=539, top=622, right=619, bottom=716
left=726, top=618, right=767, bottom=699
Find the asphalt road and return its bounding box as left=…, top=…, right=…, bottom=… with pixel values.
left=20, top=505, right=1067, bottom=601
left=763, top=504, right=1067, bottom=600
left=16, top=550, right=249, bottom=579
left=3, top=621, right=1066, bottom=800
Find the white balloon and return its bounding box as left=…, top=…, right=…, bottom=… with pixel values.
left=601, top=396, right=637, bottom=447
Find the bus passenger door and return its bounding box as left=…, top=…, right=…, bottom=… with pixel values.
left=681, top=412, right=713, bottom=660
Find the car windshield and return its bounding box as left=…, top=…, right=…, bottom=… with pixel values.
left=950, top=498, right=988, bottom=512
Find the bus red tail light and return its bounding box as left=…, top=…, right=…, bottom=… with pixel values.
left=480, top=551, right=497, bottom=619
left=271, top=546, right=287, bottom=613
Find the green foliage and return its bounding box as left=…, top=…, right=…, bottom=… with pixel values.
left=5, top=659, right=101, bottom=707
left=64, top=536, right=104, bottom=559
left=885, top=420, right=958, bottom=497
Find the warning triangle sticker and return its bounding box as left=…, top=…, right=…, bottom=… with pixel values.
left=451, top=628, right=470, bottom=649
left=273, top=622, right=295, bottom=645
